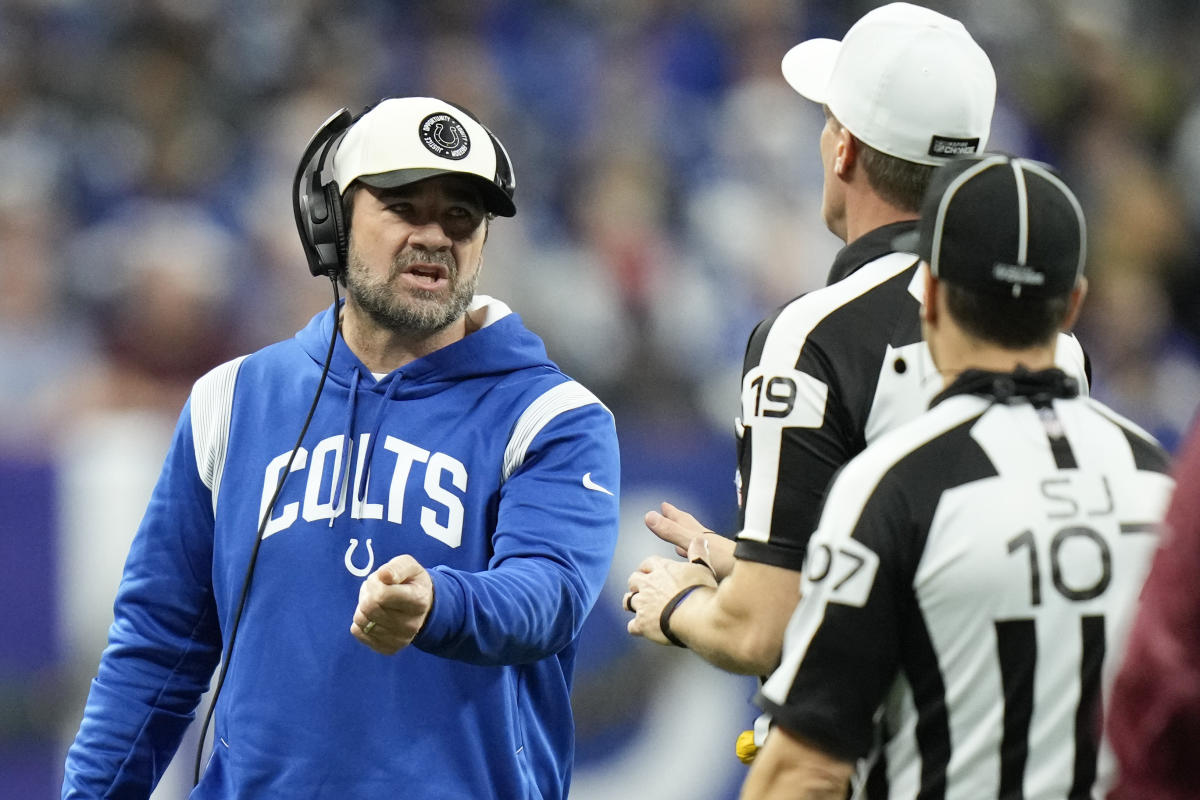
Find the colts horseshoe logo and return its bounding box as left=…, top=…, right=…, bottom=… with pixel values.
left=344, top=538, right=375, bottom=577
left=419, top=112, right=470, bottom=160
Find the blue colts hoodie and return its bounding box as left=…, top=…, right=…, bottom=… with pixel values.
left=62, top=296, right=621, bottom=799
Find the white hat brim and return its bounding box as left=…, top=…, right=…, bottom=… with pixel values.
left=781, top=38, right=842, bottom=104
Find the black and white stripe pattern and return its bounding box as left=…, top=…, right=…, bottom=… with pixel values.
left=733, top=223, right=1089, bottom=570
left=757, top=385, right=1172, bottom=799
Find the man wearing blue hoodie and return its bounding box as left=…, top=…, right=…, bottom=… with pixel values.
left=62, top=97, right=621, bottom=800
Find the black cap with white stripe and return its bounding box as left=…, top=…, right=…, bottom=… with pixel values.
left=894, top=154, right=1086, bottom=298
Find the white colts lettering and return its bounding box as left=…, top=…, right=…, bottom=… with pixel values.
left=260, top=448, right=308, bottom=538
left=303, top=436, right=348, bottom=523
left=384, top=437, right=430, bottom=525
left=259, top=433, right=469, bottom=547
left=423, top=453, right=467, bottom=548
left=351, top=434, right=383, bottom=520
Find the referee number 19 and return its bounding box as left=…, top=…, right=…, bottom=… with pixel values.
left=749, top=375, right=797, bottom=418
left=742, top=366, right=827, bottom=428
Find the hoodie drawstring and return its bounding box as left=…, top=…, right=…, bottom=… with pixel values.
left=356, top=376, right=403, bottom=498
left=329, top=370, right=360, bottom=528
left=330, top=371, right=405, bottom=527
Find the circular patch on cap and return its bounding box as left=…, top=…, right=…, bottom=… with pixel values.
left=419, top=113, right=471, bottom=161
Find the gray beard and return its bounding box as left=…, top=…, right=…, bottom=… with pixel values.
left=344, top=247, right=479, bottom=335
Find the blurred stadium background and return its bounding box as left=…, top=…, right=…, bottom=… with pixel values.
left=2, top=0, right=1198, bottom=797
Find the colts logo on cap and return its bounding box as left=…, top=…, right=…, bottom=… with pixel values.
left=419, top=113, right=471, bottom=161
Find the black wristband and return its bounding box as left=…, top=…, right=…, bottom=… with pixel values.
left=659, top=584, right=705, bottom=648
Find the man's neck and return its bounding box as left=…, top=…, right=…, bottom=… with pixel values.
left=843, top=188, right=918, bottom=244
left=339, top=304, right=469, bottom=374
left=933, top=334, right=1059, bottom=389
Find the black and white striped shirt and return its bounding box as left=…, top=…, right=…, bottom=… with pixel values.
left=757, top=369, right=1173, bottom=799
left=734, top=222, right=1090, bottom=568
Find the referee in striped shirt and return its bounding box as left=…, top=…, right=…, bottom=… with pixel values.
left=625, top=4, right=1087, bottom=762
left=741, top=155, right=1175, bottom=799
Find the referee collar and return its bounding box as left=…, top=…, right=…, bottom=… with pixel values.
left=931, top=366, right=1080, bottom=408
left=827, top=220, right=919, bottom=285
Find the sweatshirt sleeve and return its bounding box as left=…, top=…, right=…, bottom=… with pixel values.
left=62, top=400, right=224, bottom=799
left=413, top=389, right=620, bottom=665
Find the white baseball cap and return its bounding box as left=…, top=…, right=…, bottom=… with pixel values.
left=781, top=2, right=996, bottom=166
left=332, top=96, right=516, bottom=216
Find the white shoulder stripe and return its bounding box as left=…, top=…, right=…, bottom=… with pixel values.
left=190, top=356, right=246, bottom=511
left=502, top=381, right=606, bottom=482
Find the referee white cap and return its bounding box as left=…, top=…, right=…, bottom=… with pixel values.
left=781, top=3, right=996, bottom=166
left=332, top=97, right=516, bottom=217
left=893, top=154, right=1087, bottom=299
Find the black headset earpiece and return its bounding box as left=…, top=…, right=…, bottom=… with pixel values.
left=293, top=107, right=357, bottom=278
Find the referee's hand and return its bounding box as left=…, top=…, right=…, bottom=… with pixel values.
left=624, top=556, right=717, bottom=646
left=645, top=501, right=735, bottom=580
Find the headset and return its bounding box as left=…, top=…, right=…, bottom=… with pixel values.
left=292, top=99, right=517, bottom=280
left=196, top=99, right=515, bottom=785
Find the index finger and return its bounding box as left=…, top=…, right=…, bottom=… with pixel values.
left=645, top=510, right=693, bottom=553
left=377, top=555, right=423, bottom=585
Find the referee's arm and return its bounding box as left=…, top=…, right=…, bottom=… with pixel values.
left=627, top=311, right=851, bottom=672
left=739, top=724, right=853, bottom=800
left=653, top=559, right=802, bottom=675
left=629, top=389, right=849, bottom=672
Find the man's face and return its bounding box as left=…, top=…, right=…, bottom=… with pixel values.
left=344, top=176, right=488, bottom=335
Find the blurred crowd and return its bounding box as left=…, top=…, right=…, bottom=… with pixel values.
left=3, top=0, right=1200, bottom=450
left=2, top=0, right=1199, bottom=797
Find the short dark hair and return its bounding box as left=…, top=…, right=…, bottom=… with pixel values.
left=857, top=142, right=935, bottom=212
left=943, top=281, right=1071, bottom=349
left=825, top=109, right=934, bottom=212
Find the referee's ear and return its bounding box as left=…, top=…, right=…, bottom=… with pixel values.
left=834, top=129, right=858, bottom=180
left=1060, top=278, right=1088, bottom=332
